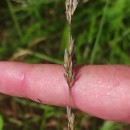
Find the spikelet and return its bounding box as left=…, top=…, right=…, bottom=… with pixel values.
left=64, top=0, right=80, bottom=130
left=65, top=0, right=80, bottom=25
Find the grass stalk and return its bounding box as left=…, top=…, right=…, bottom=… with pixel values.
left=10, top=48, right=63, bottom=64
left=6, top=0, right=23, bottom=42
left=64, top=0, right=79, bottom=129
left=90, top=0, right=110, bottom=64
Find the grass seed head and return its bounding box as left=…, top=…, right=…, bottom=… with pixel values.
left=65, top=0, right=80, bottom=24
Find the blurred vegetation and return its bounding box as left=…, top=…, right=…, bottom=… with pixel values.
left=0, top=0, right=130, bottom=129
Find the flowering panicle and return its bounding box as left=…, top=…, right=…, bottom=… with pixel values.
left=65, top=0, right=79, bottom=25
left=64, top=0, right=79, bottom=130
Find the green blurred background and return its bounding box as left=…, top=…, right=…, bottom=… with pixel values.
left=0, top=0, right=130, bottom=129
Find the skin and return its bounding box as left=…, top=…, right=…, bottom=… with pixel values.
left=0, top=62, right=130, bottom=124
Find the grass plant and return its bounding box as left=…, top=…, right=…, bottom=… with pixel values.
left=64, top=0, right=80, bottom=129
left=0, top=0, right=130, bottom=129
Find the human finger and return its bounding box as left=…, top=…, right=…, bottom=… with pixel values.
left=0, top=62, right=130, bottom=123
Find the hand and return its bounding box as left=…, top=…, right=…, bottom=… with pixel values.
left=0, top=61, right=130, bottom=124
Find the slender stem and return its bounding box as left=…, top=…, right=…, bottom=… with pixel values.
left=64, top=0, right=80, bottom=129
left=90, top=0, right=110, bottom=64
left=69, top=25, right=71, bottom=46
left=6, top=0, right=23, bottom=42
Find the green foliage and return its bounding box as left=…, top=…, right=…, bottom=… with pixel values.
left=1, top=0, right=130, bottom=64
left=0, top=115, right=4, bottom=130
left=0, top=0, right=130, bottom=129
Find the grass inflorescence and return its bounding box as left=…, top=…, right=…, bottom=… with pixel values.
left=64, top=0, right=80, bottom=130
left=0, top=0, right=130, bottom=130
